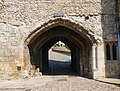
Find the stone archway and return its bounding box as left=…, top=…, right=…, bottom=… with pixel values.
left=40, top=36, right=80, bottom=75
left=24, top=18, right=100, bottom=78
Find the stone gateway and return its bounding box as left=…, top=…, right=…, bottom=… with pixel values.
left=0, top=0, right=119, bottom=79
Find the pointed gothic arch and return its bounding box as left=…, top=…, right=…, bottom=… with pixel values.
left=23, top=18, right=102, bottom=78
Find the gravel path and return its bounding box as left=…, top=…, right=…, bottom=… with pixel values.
left=0, top=76, right=120, bottom=91
left=32, top=76, right=120, bottom=91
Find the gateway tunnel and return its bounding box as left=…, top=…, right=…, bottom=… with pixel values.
left=48, top=42, right=72, bottom=75
left=41, top=36, right=79, bottom=75
left=28, top=25, right=92, bottom=77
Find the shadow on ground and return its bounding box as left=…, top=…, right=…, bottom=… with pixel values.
left=43, top=60, right=79, bottom=76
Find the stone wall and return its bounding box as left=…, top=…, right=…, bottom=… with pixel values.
left=101, top=0, right=117, bottom=40
left=0, top=0, right=118, bottom=78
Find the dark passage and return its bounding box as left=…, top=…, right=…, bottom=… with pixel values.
left=43, top=49, right=78, bottom=76
left=29, top=25, right=91, bottom=77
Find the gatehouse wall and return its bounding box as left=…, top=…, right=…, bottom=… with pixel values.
left=0, top=0, right=119, bottom=79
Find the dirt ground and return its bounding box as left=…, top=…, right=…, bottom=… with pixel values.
left=0, top=50, right=120, bottom=91
left=0, top=76, right=120, bottom=91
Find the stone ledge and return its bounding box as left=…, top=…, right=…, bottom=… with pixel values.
left=96, top=78, right=120, bottom=86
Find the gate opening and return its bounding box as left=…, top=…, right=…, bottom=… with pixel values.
left=27, top=24, right=93, bottom=78
left=42, top=41, right=78, bottom=75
